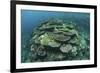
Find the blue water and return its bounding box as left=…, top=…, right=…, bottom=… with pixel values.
left=21, top=10, right=90, bottom=37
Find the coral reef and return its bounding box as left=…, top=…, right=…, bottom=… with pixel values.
left=22, top=19, right=90, bottom=63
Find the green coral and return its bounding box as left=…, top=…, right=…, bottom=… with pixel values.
left=25, top=19, right=90, bottom=62
left=48, top=40, right=61, bottom=47
left=39, top=33, right=51, bottom=46
left=60, top=44, right=73, bottom=53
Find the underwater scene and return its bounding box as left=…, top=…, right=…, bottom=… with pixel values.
left=21, top=10, right=90, bottom=63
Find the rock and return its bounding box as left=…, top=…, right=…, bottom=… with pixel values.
left=31, top=45, right=35, bottom=51
left=53, top=34, right=71, bottom=42
left=69, top=37, right=79, bottom=45
left=36, top=46, right=47, bottom=58
left=48, top=40, right=61, bottom=48
left=37, top=50, right=47, bottom=57
left=80, top=37, right=87, bottom=49
left=62, top=31, right=75, bottom=36
left=60, top=44, right=73, bottom=53
left=71, top=46, right=77, bottom=53
left=71, top=46, right=77, bottom=56
left=39, top=25, right=54, bottom=30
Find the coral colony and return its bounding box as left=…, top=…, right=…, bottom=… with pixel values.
left=22, top=19, right=90, bottom=63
